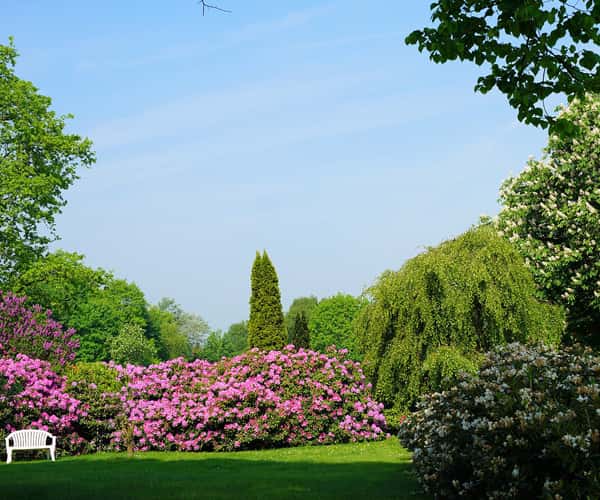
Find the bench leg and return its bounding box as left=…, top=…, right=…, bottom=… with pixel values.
left=6, top=449, right=11, bottom=464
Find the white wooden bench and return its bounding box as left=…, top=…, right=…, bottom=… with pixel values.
left=5, top=430, right=56, bottom=463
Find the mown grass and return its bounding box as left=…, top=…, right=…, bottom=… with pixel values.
left=0, top=438, right=427, bottom=499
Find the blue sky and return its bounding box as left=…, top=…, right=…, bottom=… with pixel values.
left=4, top=0, right=551, bottom=330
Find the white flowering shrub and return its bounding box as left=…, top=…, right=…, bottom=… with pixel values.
left=399, top=343, right=600, bottom=499
left=498, top=94, right=599, bottom=343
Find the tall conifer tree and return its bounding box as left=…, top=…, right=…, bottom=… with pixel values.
left=248, top=251, right=286, bottom=350
left=290, top=311, right=310, bottom=349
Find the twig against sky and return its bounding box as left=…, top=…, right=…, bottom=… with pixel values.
left=198, top=0, right=231, bottom=16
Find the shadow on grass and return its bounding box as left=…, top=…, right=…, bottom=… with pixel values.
left=0, top=454, right=428, bottom=500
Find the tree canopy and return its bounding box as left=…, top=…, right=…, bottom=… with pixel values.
left=406, top=1, right=600, bottom=129
left=355, top=225, right=565, bottom=411
left=285, top=296, right=318, bottom=341
left=0, top=39, right=94, bottom=282
left=109, top=323, right=157, bottom=366
left=12, top=251, right=168, bottom=361
left=498, top=93, right=599, bottom=344
left=309, top=294, right=364, bottom=360
left=156, top=297, right=210, bottom=349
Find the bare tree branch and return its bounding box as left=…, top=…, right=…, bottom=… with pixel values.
left=198, top=1, right=231, bottom=16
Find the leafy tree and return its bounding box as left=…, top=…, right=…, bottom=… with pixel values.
left=285, top=296, right=318, bottom=340
left=147, top=306, right=192, bottom=360
left=73, top=278, right=150, bottom=361
left=109, top=323, right=157, bottom=366
left=156, top=297, right=210, bottom=348
left=196, top=330, right=232, bottom=362
left=498, top=94, right=599, bottom=344
left=289, top=311, right=310, bottom=349
left=309, top=294, right=364, bottom=359
left=224, top=321, right=248, bottom=355
left=355, top=225, right=565, bottom=411
left=248, top=251, right=286, bottom=350
left=406, top=1, right=600, bottom=129
left=11, top=251, right=159, bottom=361
left=0, top=39, right=94, bottom=282
left=10, top=250, right=108, bottom=323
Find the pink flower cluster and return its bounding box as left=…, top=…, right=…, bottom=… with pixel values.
left=0, top=354, right=86, bottom=450
left=0, top=291, right=78, bottom=367
left=110, top=346, right=387, bottom=452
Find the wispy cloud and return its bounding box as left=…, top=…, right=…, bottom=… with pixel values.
left=77, top=4, right=335, bottom=72
left=89, top=70, right=384, bottom=150
left=85, top=71, right=468, bottom=192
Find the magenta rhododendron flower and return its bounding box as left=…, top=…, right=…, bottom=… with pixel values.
left=0, top=354, right=86, bottom=451
left=1, top=345, right=387, bottom=455
left=106, top=346, right=387, bottom=452
left=0, top=291, right=78, bottom=366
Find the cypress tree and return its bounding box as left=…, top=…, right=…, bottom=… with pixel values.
left=248, top=251, right=287, bottom=350
left=290, top=311, right=310, bottom=349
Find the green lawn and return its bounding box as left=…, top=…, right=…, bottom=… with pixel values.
left=0, top=439, right=428, bottom=499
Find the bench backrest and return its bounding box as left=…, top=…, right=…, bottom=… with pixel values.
left=6, top=430, right=52, bottom=447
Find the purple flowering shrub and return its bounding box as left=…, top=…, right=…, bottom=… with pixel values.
left=0, top=291, right=78, bottom=368
left=0, top=339, right=386, bottom=455
left=0, top=354, right=86, bottom=454
left=110, top=346, right=387, bottom=452
left=399, top=343, right=600, bottom=499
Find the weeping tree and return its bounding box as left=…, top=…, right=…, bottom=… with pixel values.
left=355, top=225, right=565, bottom=411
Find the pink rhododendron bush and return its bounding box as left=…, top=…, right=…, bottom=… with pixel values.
left=0, top=354, right=86, bottom=453
left=0, top=291, right=78, bottom=367
left=110, top=346, right=387, bottom=452
left=399, top=343, right=600, bottom=499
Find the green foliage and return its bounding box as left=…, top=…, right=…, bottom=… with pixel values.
left=400, top=343, right=600, bottom=499
left=421, top=345, right=480, bottom=394
left=65, top=362, right=122, bottom=451
left=289, top=311, right=310, bottom=349
left=285, top=296, right=318, bottom=339
left=12, top=251, right=154, bottom=362
left=10, top=250, right=108, bottom=322
left=248, top=251, right=286, bottom=351
left=356, top=225, right=565, bottom=411
left=0, top=39, right=95, bottom=282
left=72, top=278, right=150, bottom=362
left=498, top=94, right=600, bottom=344
left=224, top=321, right=248, bottom=355
left=109, top=323, right=157, bottom=366
left=156, top=297, right=210, bottom=348
left=406, top=2, right=600, bottom=129
left=147, top=306, right=192, bottom=360
left=309, top=294, right=364, bottom=360
left=196, top=330, right=231, bottom=362
left=195, top=323, right=248, bottom=361
left=381, top=408, right=407, bottom=435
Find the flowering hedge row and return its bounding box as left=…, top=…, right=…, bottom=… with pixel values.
left=1, top=346, right=387, bottom=455
left=0, top=354, right=86, bottom=453
left=111, top=346, right=387, bottom=452
left=399, top=343, right=600, bottom=499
